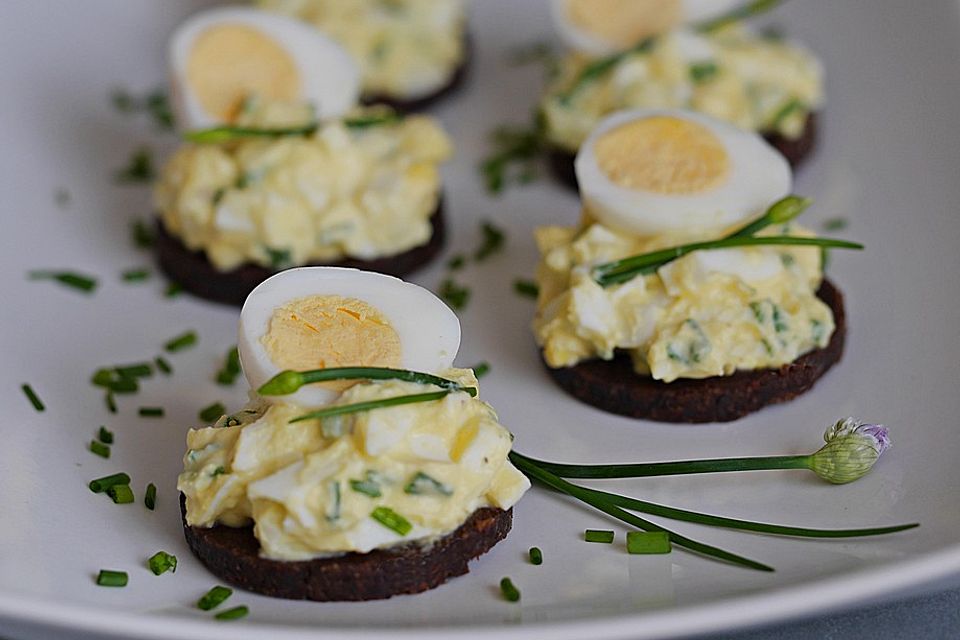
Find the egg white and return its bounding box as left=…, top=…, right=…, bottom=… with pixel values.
left=238, top=267, right=461, bottom=408
left=575, top=108, right=792, bottom=237
left=169, top=7, right=361, bottom=130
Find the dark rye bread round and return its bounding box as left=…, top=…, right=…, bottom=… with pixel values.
left=360, top=35, right=471, bottom=113
left=543, top=279, right=845, bottom=423
left=155, top=201, right=446, bottom=306
left=180, top=495, right=513, bottom=601
left=547, top=112, right=819, bottom=192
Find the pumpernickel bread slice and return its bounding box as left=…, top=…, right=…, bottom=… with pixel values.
left=543, top=279, right=845, bottom=423
left=180, top=495, right=512, bottom=601
left=547, top=113, right=819, bottom=192
left=156, top=202, right=446, bottom=306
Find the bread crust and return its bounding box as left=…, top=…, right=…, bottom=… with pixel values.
left=547, top=113, right=820, bottom=191
left=180, top=495, right=512, bottom=601
left=542, top=279, right=846, bottom=423
left=155, top=201, right=446, bottom=306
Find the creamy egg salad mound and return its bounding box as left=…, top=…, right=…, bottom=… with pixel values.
left=533, top=109, right=835, bottom=382
left=154, top=101, right=451, bottom=272
left=541, top=24, right=824, bottom=153
left=178, top=267, right=529, bottom=560
left=177, top=369, right=528, bottom=560
left=260, top=0, right=467, bottom=100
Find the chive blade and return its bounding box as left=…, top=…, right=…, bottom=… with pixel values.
left=185, top=123, right=318, bottom=143
left=96, top=570, right=128, bottom=587
left=27, top=270, right=97, bottom=294
left=155, top=356, right=172, bottom=375
left=21, top=384, right=44, bottom=412
left=105, top=391, right=117, bottom=414
left=584, top=529, right=615, bottom=543
left=344, top=112, right=403, bottom=129
left=138, top=406, right=164, bottom=418
left=290, top=390, right=453, bottom=423
left=164, top=330, right=197, bottom=353
left=121, top=268, right=151, bottom=282
left=197, top=585, right=233, bottom=610
left=371, top=506, right=413, bottom=536
left=696, top=0, right=785, bottom=33
left=115, top=363, right=152, bottom=378
left=89, top=440, right=110, bottom=459
left=627, top=531, right=672, bottom=554
left=509, top=450, right=812, bottom=478
left=215, top=605, right=249, bottom=621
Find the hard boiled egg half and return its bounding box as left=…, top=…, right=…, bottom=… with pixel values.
left=575, top=108, right=791, bottom=237
left=169, top=7, right=361, bottom=130
left=552, top=0, right=741, bottom=55
left=238, top=267, right=461, bottom=408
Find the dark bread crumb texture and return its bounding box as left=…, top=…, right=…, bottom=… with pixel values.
left=543, top=279, right=846, bottom=423
left=155, top=201, right=446, bottom=307
left=360, top=34, right=471, bottom=113
left=548, top=112, right=819, bottom=191
left=181, top=494, right=513, bottom=601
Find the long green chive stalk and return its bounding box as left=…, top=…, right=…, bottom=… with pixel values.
left=185, top=123, right=318, bottom=144
left=511, top=453, right=773, bottom=571
left=593, top=236, right=862, bottom=287
left=559, top=37, right=656, bottom=103
left=344, top=113, right=403, bottom=129
left=260, top=367, right=477, bottom=398
left=696, top=0, right=786, bottom=33
left=289, top=390, right=456, bottom=424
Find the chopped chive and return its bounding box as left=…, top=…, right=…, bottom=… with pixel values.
left=105, top=391, right=117, bottom=413
left=513, top=279, right=539, bottom=299
left=696, top=0, right=785, bottom=33
left=559, top=37, right=655, bottom=103
left=115, top=147, right=154, bottom=183
left=91, top=368, right=140, bottom=393
left=89, top=440, right=110, bottom=459
left=371, top=506, right=413, bottom=536
left=480, top=120, right=546, bottom=194
left=500, top=577, right=521, bottom=602
left=186, top=123, right=318, bottom=144
left=689, top=61, right=719, bottom=83
left=626, top=531, right=672, bottom=554
left=350, top=477, right=382, bottom=498
left=472, top=362, right=491, bottom=379
left=823, top=217, right=848, bottom=231
left=215, top=347, right=241, bottom=385
left=290, top=390, right=455, bottom=424
left=528, top=547, right=543, bottom=565
left=197, top=585, right=233, bottom=611
left=147, top=551, right=177, bottom=575
left=584, top=529, right=615, bottom=543
left=144, top=483, right=157, bottom=510
left=474, top=220, right=506, bottom=261
left=131, top=219, right=155, bottom=248
left=89, top=472, right=131, bottom=493
left=164, top=282, right=183, bottom=298
left=439, top=278, right=470, bottom=310
left=164, top=330, right=197, bottom=353
left=97, top=426, right=114, bottom=444
left=138, top=407, right=164, bottom=418
left=507, top=41, right=555, bottom=66
left=214, top=605, right=249, bottom=621
left=115, top=363, right=152, bottom=378
left=96, top=570, right=128, bottom=587
left=21, top=384, right=44, bottom=412
left=403, top=471, right=453, bottom=496
left=107, top=484, right=134, bottom=504
left=210, top=466, right=226, bottom=477
left=771, top=98, right=806, bottom=129
left=447, top=254, right=466, bottom=270
left=344, top=112, right=403, bottom=129
left=121, top=268, right=151, bottom=282
left=154, top=356, right=172, bottom=375
left=199, top=402, right=226, bottom=423
left=27, top=270, right=97, bottom=294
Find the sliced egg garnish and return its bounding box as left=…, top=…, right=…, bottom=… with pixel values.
left=169, top=7, right=361, bottom=130
left=575, top=108, right=791, bottom=236
left=238, top=267, right=461, bottom=408
left=551, top=0, right=740, bottom=55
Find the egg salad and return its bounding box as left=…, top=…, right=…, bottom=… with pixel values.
left=259, top=0, right=467, bottom=101
left=533, top=109, right=834, bottom=382
left=179, top=267, right=529, bottom=560
left=154, top=101, right=451, bottom=272
left=541, top=16, right=823, bottom=153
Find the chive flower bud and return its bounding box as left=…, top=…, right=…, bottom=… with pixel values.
left=767, top=195, right=812, bottom=225
left=258, top=370, right=304, bottom=396
left=809, top=418, right=890, bottom=484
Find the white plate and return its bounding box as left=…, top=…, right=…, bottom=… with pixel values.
left=2, top=1, right=960, bottom=639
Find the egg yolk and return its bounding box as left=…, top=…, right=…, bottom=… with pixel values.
left=261, top=295, right=401, bottom=391
left=595, top=116, right=731, bottom=194
left=565, top=0, right=683, bottom=49
left=187, top=24, right=300, bottom=122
